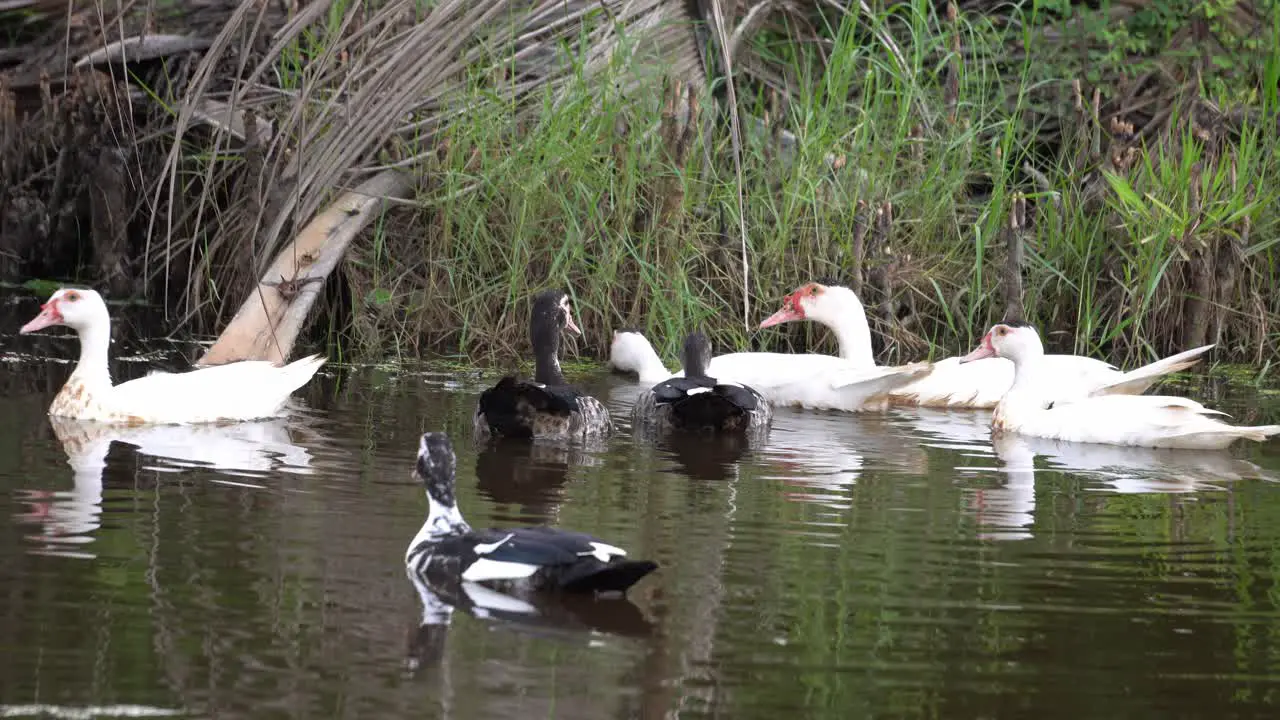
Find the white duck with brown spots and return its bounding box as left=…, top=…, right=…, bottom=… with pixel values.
left=19, top=287, right=325, bottom=424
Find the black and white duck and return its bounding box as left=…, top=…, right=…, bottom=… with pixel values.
left=631, top=330, right=772, bottom=436
left=405, top=432, right=658, bottom=595
left=474, top=289, right=612, bottom=440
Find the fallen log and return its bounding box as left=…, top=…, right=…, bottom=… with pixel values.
left=196, top=169, right=414, bottom=367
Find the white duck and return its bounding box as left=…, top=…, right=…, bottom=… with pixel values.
left=961, top=321, right=1280, bottom=449
left=19, top=287, right=326, bottom=424
left=758, top=282, right=1215, bottom=408
left=609, top=327, right=932, bottom=413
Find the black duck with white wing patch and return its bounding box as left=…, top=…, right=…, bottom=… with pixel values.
left=474, top=289, right=613, bottom=440
left=405, top=432, right=657, bottom=596
left=632, top=331, right=772, bottom=437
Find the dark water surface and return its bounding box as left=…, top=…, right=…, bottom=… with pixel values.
left=4, top=294, right=1280, bottom=719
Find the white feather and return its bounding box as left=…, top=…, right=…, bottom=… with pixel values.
left=578, top=541, right=626, bottom=563
left=610, top=331, right=675, bottom=382
left=462, top=558, right=540, bottom=582
left=462, top=582, right=538, bottom=613
left=748, top=284, right=1211, bottom=409
left=611, top=331, right=928, bottom=412
left=985, top=326, right=1280, bottom=449
left=686, top=387, right=711, bottom=395
left=472, top=533, right=514, bottom=555
left=26, top=288, right=324, bottom=424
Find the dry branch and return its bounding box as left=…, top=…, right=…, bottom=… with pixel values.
left=75, top=34, right=214, bottom=68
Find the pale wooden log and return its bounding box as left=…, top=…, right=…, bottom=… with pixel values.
left=196, top=169, right=414, bottom=367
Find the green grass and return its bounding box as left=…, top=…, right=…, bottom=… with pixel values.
left=14, top=0, right=1276, bottom=370
left=326, top=0, right=1280, bottom=370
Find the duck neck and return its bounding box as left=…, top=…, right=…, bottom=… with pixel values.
left=821, top=289, right=876, bottom=367
left=1000, top=342, right=1052, bottom=410
left=533, top=336, right=566, bottom=386
left=681, top=342, right=711, bottom=380
left=630, top=343, right=673, bottom=383
left=69, top=320, right=113, bottom=390
left=414, top=492, right=469, bottom=546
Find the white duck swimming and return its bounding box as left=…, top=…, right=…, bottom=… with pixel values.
left=609, top=327, right=931, bottom=413
left=961, top=321, right=1280, bottom=449
left=19, top=287, right=325, bottom=424
left=758, top=282, right=1214, bottom=408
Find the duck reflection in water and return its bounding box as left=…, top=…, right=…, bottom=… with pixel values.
left=941, top=422, right=1280, bottom=542
left=405, top=570, right=655, bottom=674
left=992, top=431, right=1279, bottom=493
left=16, top=415, right=317, bottom=559
left=474, top=438, right=597, bottom=524
left=656, top=432, right=751, bottom=481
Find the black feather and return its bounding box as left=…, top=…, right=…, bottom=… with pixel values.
left=408, top=432, right=655, bottom=596
left=477, top=376, right=582, bottom=438
left=474, top=289, right=611, bottom=439
left=415, top=527, right=657, bottom=595
left=633, top=330, right=771, bottom=435
left=559, top=561, right=661, bottom=594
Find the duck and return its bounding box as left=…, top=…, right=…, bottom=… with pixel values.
left=758, top=281, right=1215, bottom=408
left=474, top=289, right=613, bottom=440
left=610, top=328, right=678, bottom=383
left=960, top=321, right=1280, bottom=449
left=608, top=330, right=932, bottom=414
left=18, top=287, right=325, bottom=424
left=631, top=330, right=772, bottom=436
left=405, top=432, right=658, bottom=595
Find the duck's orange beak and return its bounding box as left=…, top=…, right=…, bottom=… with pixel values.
left=759, top=293, right=804, bottom=329
left=19, top=301, right=63, bottom=334
left=959, top=333, right=995, bottom=363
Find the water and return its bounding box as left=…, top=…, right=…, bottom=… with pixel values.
left=4, top=294, right=1280, bottom=719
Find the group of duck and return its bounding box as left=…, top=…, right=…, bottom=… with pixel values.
left=502, top=283, right=1279, bottom=453
left=16, top=283, right=1280, bottom=607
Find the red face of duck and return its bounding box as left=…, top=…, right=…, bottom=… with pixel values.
left=959, top=324, right=1012, bottom=363
left=19, top=290, right=80, bottom=334
left=759, top=283, right=824, bottom=328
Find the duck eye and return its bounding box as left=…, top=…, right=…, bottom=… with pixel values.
left=64, top=292, right=79, bottom=302
left=996, top=327, right=1007, bottom=336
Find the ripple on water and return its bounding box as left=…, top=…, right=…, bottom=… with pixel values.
left=5, top=340, right=1280, bottom=718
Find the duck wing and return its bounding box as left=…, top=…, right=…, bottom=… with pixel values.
left=109, top=355, right=324, bottom=423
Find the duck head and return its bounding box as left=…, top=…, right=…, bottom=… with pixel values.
left=960, top=321, right=1044, bottom=364
left=531, top=288, right=581, bottom=339
left=20, top=288, right=109, bottom=335
left=416, top=432, right=458, bottom=509
left=530, top=289, right=579, bottom=385
left=759, top=282, right=862, bottom=330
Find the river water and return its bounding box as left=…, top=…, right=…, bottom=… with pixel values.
left=3, top=292, right=1280, bottom=719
